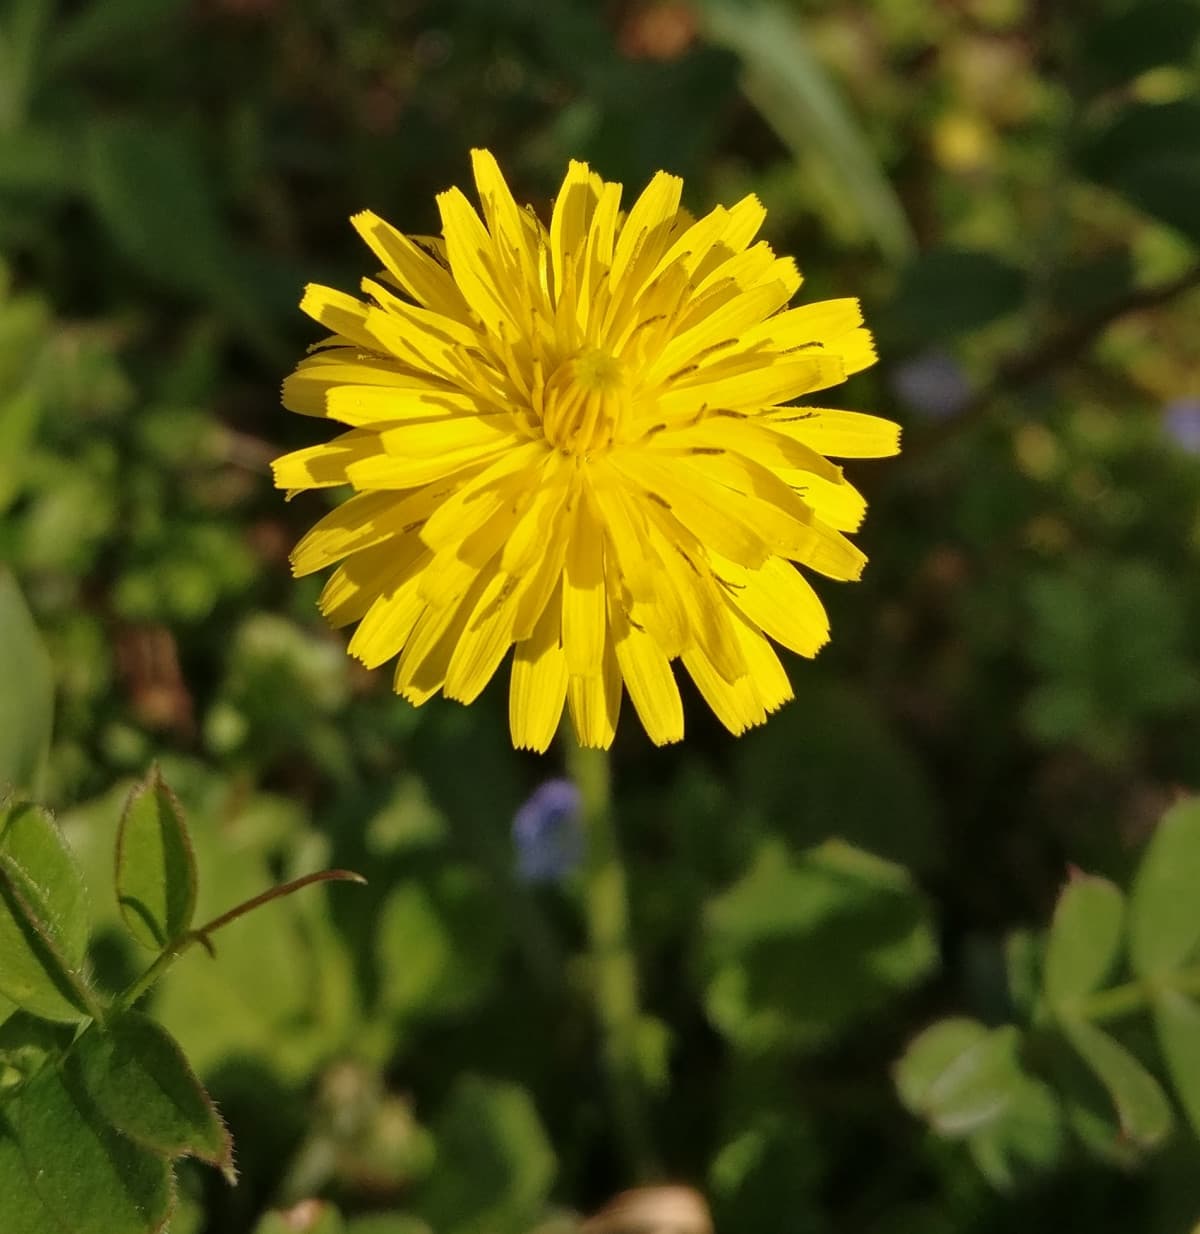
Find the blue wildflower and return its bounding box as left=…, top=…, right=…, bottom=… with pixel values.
left=1163, top=397, right=1200, bottom=454
left=892, top=349, right=972, bottom=419
left=513, top=778, right=583, bottom=884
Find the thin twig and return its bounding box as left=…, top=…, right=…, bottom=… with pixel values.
left=903, top=261, right=1200, bottom=466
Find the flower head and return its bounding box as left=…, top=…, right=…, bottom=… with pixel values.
left=274, top=150, right=899, bottom=751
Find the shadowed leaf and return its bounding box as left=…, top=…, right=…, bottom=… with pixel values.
left=74, top=1011, right=233, bottom=1179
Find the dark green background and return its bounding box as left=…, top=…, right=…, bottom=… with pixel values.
left=3, top=0, right=1200, bottom=1230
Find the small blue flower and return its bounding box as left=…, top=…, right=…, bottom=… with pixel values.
left=1163, top=397, right=1200, bottom=454
left=891, top=349, right=972, bottom=420
left=513, top=778, right=583, bottom=884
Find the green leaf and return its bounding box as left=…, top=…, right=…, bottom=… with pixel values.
left=700, top=0, right=915, bottom=263
left=966, top=1075, right=1066, bottom=1190
left=704, top=840, right=937, bottom=1054
left=377, top=867, right=504, bottom=1024
left=74, top=1011, right=233, bottom=1177
left=1081, top=1, right=1200, bottom=90
left=1129, top=798, right=1200, bottom=977
left=0, top=1009, right=71, bottom=1091
left=416, top=1075, right=555, bottom=1234
left=0, top=800, right=94, bottom=1022
left=1042, top=875, right=1125, bottom=1007
left=1061, top=1018, right=1173, bottom=1150
left=1080, top=101, right=1200, bottom=247
left=895, top=1018, right=1023, bottom=1137
left=83, top=118, right=283, bottom=359
left=0, top=126, right=77, bottom=194
left=48, top=0, right=188, bottom=75
left=892, top=247, right=1028, bottom=341
left=254, top=1204, right=347, bottom=1234
left=0, top=0, right=53, bottom=129
left=0, top=1058, right=173, bottom=1234
left=1151, top=988, right=1200, bottom=1140
left=0, top=568, right=54, bottom=796
left=347, top=1218, right=431, bottom=1234
left=85, top=118, right=224, bottom=292
left=115, top=765, right=197, bottom=950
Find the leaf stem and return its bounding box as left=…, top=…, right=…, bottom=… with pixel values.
left=1054, top=966, right=1200, bottom=1025
left=568, top=738, right=659, bottom=1181
left=111, top=868, right=366, bottom=1015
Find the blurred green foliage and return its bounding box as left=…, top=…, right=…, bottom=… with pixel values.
left=3, top=0, right=1200, bottom=1230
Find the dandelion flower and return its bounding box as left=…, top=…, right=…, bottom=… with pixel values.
left=274, top=150, right=899, bottom=751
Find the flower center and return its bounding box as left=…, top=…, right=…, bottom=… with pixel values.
left=539, top=347, right=630, bottom=455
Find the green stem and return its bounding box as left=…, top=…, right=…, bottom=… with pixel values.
left=111, top=868, right=366, bottom=1016
left=1046, top=965, right=1200, bottom=1026
left=568, top=739, right=659, bottom=1181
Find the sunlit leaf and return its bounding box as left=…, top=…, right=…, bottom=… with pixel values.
left=1062, top=1018, right=1173, bottom=1150
left=1129, top=798, right=1200, bottom=977
left=895, top=1018, right=1021, bottom=1137
left=1043, top=875, right=1125, bottom=1007
left=0, top=800, right=93, bottom=1022
left=1151, top=988, right=1200, bottom=1140
left=0, top=568, right=53, bottom=797
left=700, top=0, right=914, bottom=263
left=115, top=765, right=197, bottom=950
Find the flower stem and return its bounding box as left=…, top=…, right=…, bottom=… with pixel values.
left=567, top=738, right=659, bottom=1181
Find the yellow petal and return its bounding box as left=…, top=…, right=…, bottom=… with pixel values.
left=567, top=644, right=622, bottom=750
left=272, top=430, right=380, bottom=490
left=499, top=459, right=573, bottom=576
left=550, top=160, right=602, bottom=304
left=610, top=595, right=684, bottom=746
left=610, top=453, right=772, bottom=567
left=346, top=548, right=432, bottom=669
left=436, top=186, right=516, bottom=337
left=350, top=209, right=471, bottom=319
left=510, top=589, right=569, bottom=753
left=792, top=471, right=867, bottom=532
left=318, top=539, right=413, bottom=627
left=609, top=170, right=684, bottom=292
left=321, top=384, right=485, bottom=427
left=734, top=618, right=794, bottom=713
left=470, top=147, right=539, bottom=289
left=658, top=354, right=847, bottom=416
left=766, top=408, right=901, bottom=458
left=585, top=463, right=662, bottom=600
left=419, top=440, right=549, bottom=552
left=715, top=553, right=830, bottom=658
left=394, top=567, right=489, bottom=703
left=741, top=297, right=862, bottom=351
left=680, top=644, right=765, bottom=738
left=346, top=442, right=511, bottom=491
left=561, top=491, right=607, bottom=677
left=291, top=487, right=439, bottom=576
left=641, top=508, right=745, bottom=681
left=444, top=570, right=520, bottom=704
left=655, top=415, right=845, bottom=484
left=646, top=280, right=797, bottom=384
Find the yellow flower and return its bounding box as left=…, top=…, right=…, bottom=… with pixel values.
left=274, top=150, right=898, bottom=752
